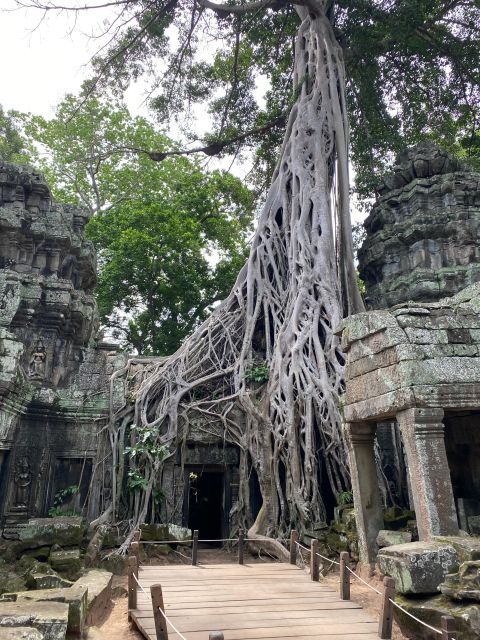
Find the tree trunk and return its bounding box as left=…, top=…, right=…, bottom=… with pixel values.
left=106, top=2, right=363, bottom=541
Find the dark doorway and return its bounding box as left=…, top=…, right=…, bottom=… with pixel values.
left=188, top=471, right=224, bottom=542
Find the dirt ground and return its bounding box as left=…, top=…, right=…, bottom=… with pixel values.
left=89, top=547, right=408, bottom=639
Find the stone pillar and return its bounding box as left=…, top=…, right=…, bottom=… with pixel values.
left=346, top=422, right=384, bottom=567
left=396, top=408, right=458, bottom=540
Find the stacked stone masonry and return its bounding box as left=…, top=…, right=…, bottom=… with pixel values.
left=359, top=141, right=480, bottom=309
left=0, top=160, right=126, bottom=531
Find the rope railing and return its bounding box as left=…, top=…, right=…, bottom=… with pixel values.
left=288, top=530, right=457, bottom=640
left=130, top=559, right=224, bottom=640
left=131, top=529, right=247, bottom=567
left=128, top=528, right=457, bottom=640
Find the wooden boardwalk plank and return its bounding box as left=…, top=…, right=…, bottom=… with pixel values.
left=130, top=562, right=379, bottom=640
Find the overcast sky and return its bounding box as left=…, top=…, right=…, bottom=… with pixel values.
left=0, top=1, right=148, bottom=117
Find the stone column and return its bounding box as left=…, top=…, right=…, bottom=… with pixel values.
left=396, top=407, right=458, bottom=540
left=346, top=422, right=384, bottom=567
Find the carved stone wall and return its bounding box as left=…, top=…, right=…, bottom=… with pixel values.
left=359, top=142, right=480, bottom=309
left=0, top=161, right=126, bottom=534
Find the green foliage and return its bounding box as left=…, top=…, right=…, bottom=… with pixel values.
left=24, top=93, right=254, bottom=355
left=0, top=105, right=32, bottom=164
left=87, top=0, right=479, bottom=202
left=245, top=361, right=270, bottom=384
left=337, top=490, right=354, bottom=506
left=125, top=424, right=169, bottom=494
left=48, top=485, right=80, bottom=517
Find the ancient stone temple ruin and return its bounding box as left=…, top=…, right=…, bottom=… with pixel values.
left=341, top=142, right=480, bottom=637
left=0, top=160, right=243, bottom=541
left=0, top=161, right=126, bottom=532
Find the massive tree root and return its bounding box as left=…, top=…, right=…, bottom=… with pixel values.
left=101, top=2, right=363, bottom=549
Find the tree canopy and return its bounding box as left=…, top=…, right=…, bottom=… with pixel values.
left=0, top=105, right=31, bottom=164
left=19, top=0, right=480, bottom=199
left=24, top=94, right=254, bottom=354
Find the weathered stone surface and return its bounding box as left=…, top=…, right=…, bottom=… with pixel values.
left=440, top=561, right=480, bottom=602
left=376, top=530, right=412, bottom=548
left=0, top=628, right=44, bottom=640
left=0, top=570, right=26, bottom=596
left=0, top=600, right=68, bottom=640
left=434, top=536, right=480, bottom=563
left=378, top=542, right=458, bottom=595
left=26, top=575, right=73, bottom=591
left=73, top=570, right=112, bottom=625
left=2, top=586, right=87, bottom=636
left=49, top=550, right=82, bottom=581
left=340, top=284, right=480, bottom=423
left=394, top=593, right=480, bottom=640
left=18, top=518, right=84, bottom=548
left=139, top=523, right=191, bottom=542
left=0, top=161, right=128, bottom=535
left=359, top=142, right=480, bottom=310
left=468, top=515, right=480, bottom=535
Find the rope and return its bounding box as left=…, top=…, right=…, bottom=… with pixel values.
left=138, top=537, right=243, bottom=545
left=390, top=599, right=442, bottom=635
left=132, top=571, right=151, bottom=598
left=138, top=539, right=194, bottom=544
left=157, top=606, right=190, bottom=640
left=132, top=572, right=190, bottom=640
left=345, top=566, right=382, bottom=595
left=316, top=551, right=340, bottom=566
left=133, top=532, right=445, bottom=639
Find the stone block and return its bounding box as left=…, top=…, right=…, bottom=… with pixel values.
left=0, top=628, right=44, bottom=640
left=394, top=593, right=480, bottom=640
left=73, top=570, right=112, bottom=626
left=0, top=600, right=68, bottom=640
left=18, top=518, right=84, bottom=549
left=3, top=586, right=87, bottom=636
left=0, top=569, right=27, bottom=596
left=26, top=575, right=73, bottom=591
left=49, top=550, right=82, bottom=581
left=434, top=536, right=480, bottom=562
left=139, top=523, right=191, bottom=543
left=378, top=541, right=459, bottom=595
left=440, top=560, right=480, bottom=602
left=376, top=530, right=412, bottom=548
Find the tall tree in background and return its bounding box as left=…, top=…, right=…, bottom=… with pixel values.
left=18, top=0, right=480, bottom=542
left=0, top=105, right=30, bottom=164
left=25, top=95, right=254, bottom=354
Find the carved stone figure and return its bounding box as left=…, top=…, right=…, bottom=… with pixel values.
left=28, top=339, right=47, bottom=379
left=13, top=455, right=32, bottom=508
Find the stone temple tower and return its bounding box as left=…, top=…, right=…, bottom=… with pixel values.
left=359, top=141, right=480, bottom=309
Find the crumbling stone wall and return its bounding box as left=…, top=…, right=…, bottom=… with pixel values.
left=0, top=161, right=126, bottom=534
left=359, top=142, right=480, bottom=309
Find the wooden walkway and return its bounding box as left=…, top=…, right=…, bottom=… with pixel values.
left=130, top=562, right=379, bottom=640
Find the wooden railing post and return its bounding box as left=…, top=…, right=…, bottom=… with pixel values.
left=131, top=541, right=140, bottom=567
left=192, top=529, right=199, bottom=566
left=151, top=584, right=169, bottom=640
left=133, top=529, right=141, bottom=542
left=209, top=632, right=224, bottom=640
left=238, top=528, right=244, bottom=565
left=127, top=555, right=138, bottom=619
left=378, top=576, right=395, bottom=639
left=310, top=539, right=319, bottom=581
left=290, top=530, right=298, bottom=565
left=441, top=615, right=457, bottom=640
left=339, top=551, right=350, bottom=600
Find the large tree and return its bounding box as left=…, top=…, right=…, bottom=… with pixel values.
left=18, top=0, right=480, bottom=543
left=24, top=94, right=254, bottom=354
